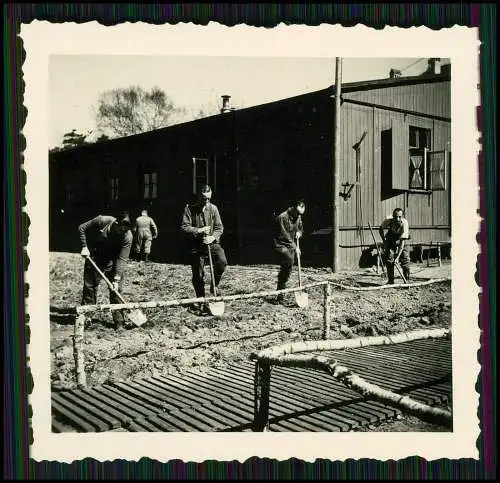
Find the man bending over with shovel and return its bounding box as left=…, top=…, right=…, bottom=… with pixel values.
left=78, top=210, right=134, bottom=329
left=378, top=208, right=411, bottom=284
left=181, top=185, right=227, bottom=316
left=272, top=198, right=306, bottom=305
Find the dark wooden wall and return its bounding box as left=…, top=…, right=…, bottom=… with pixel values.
left=50, top=79, right=451, bottom=270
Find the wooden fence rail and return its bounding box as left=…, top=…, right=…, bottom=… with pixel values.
left=70, top=278, right=450, bottom=388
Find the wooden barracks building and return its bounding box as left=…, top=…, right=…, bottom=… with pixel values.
left=49, top=59, right=451, bottom=269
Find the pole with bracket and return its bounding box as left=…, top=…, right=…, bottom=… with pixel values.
left=332, top=57, right=342, bottom=273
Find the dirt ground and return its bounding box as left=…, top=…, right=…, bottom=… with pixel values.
left=49, top=252, right=452, bottom=431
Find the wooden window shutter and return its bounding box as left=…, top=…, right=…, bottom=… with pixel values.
left=428, top=150, right=448, bottom=190
left=409, top=152, right=425, bottom=189
left=391, top=118, right=409, bottom=190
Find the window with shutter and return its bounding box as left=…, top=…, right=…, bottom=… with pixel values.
left=409, top=152, right=425, bottom=189
left=382, top=122, right=448, bottom=194
left=151, top=172, right=157, bottom=198
left=408, top=126, right=432, bottom=192
left=143, top=172, right=158, bottom=199
left=428, top=150, right=447, bottom=190
left=192, top=157, right=208, bottom=194
left=143, top=173, right=150, bottom=199
left=192, top=157, right=216, bottom=194
left=391, top=119, right=409, bottom=190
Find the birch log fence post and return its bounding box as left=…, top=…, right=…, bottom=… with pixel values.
left=253, top=362, right=271, bottom=432
left=73, top=314, right=87, bottom=387
left=323, top=283, right=332, bottom=340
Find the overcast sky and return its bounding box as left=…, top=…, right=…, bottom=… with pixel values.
left=49, top=56, right=450, bottom=148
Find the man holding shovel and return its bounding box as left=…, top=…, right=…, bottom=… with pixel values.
left=181, top=185, right=227, bottom=316
left=78, top=211, right=134, bottom=329
left=378, top=208, right=411, bottom=284
left=272, top=198, right=306, bottom=305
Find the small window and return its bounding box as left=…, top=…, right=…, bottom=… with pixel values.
left=409, top=148, right=449, bottom=191
left=143, top=172, right=158, bottom=199
left=382, top=122, right=446, bottom=193
left=408, top=126, right=432, bottom=191
left=409, top=126, right=431, bottom=150
left=428, top=150, right=448, bottom=191
left=192, top=157, right=209, bottom=194
left=109, top=177, right=119, bottom=200
left=409, top=151, right=426, bottom=189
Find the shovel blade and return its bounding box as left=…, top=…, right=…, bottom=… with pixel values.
left=208, top=301, right=225, bottom=317
left=294, top=291, right=309, bottom=308
left=127, top=309, right=148, bottom=327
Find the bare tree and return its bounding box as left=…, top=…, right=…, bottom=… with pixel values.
left=94, top=86, right=186, bottom=138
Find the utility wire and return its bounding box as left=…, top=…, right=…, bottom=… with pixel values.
left=400, top=58, right=426, bottom=74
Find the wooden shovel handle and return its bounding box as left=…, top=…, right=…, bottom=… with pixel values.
left=207, top=243, right=218, bottom=296
left=85, top=255, right=127, bottom=304
left=296, top=237, right=303, bottom=288
left=394, top=260, right=408, bottom=284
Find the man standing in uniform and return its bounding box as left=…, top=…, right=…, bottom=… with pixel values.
left=378, top=208, right=411, bottom=284
left=273, top=198, right=306, bottom=303
left=133, top=209, right=158, bottom=262
left=78, top=210, right=133, bottom=329
left=181, top=185, right=227, bottom=315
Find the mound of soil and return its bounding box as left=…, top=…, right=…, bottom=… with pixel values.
left=49, top=253, right=451, bottom=394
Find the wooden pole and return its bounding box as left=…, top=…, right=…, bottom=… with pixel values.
left=333, top=57, right=342, bottom=273
left=322, top=283, right=332, bottom=340
left=253, top=327, right=450, bottom=360
left=253, top=362, right=271, bottom=431
left=73, top=314, right=87, bottom=387
left=329, top=277, right=450, bottom=292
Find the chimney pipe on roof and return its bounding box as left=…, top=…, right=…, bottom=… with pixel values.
left=428, top=58, right=441, bottom=75
left=220, top=95, right=232, bottom=114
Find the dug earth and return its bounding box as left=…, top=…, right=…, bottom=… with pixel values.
left=49, top=253, right=452, bottom=431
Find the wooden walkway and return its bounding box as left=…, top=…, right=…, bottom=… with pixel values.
left=52, top=338, right=451, bottom=432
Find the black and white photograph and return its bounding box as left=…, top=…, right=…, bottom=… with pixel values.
left=24, top=22, right=480, bottom=463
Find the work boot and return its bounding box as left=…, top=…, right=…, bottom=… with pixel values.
left=188, top=303, right=202, bottom=315
left=386, top=264, right=395, bottom=285
left=270, top=294, right=286, bottom=305
left=199, top=303, right=211, bottom=316
left=188, top=302, right=211, bottom=316
left=113, top=311, right=126, bottom=331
